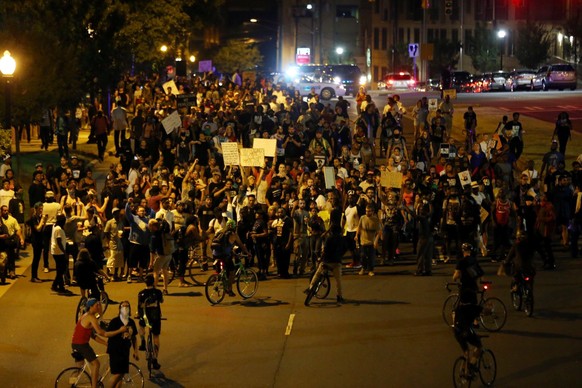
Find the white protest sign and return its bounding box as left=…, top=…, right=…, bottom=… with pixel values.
left=253, top=138, right=277, bottom=158
left=323, top=167, right=335, bottom=189
left=428, top=98, right=438, bottom=112
left=222, top=142, right=240, bottom=166
left=240, top=148, right=265, bottom=167
left=162, top=80, right=179, bottom=95
left=161, top=111, right=181, bottom=135
left=458, top=170, right=472, bottom=187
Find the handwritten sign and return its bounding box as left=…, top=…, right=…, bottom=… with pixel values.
left=161, top=111, right=181, bottom=135
left=176, top=94, right=197, bottom=109
left=253, top=138, right=277, bottom=158
left=162, top=80, right=179, bottom=95
left=428, top=98, right=438, bottom=112
left=381, top=171, right=403, bottom=189
left=458, top=170, right=472, bottom=187
left=240, top=148, right=264, bottom=167
left=323, top=167, right=335, bottom=189
left=222, top=142, right=240, bottom=166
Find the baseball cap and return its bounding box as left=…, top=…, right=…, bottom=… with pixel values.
left=45, top=191, right=55, bottom=198
left=2, top=154, right=11, bottom=161
left=111, top=207, right=120, bottom=214
left=86, top=298, right=99, bottom=308
left=470, top=181, right=478, bottom=188
left=35, top=163, right=43, bottom=168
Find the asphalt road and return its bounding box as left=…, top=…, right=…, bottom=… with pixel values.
left=1, top=91, right=581, bottom=387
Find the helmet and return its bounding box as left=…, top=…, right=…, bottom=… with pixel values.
left=461, top=243, right=473, bottom=252
left=225, top=219, right=236, bottom=231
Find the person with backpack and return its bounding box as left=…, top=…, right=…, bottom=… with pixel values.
left=211, top=219, right=249, bottom=296
left=490, top=188, right=514, bottom=262
left=441, top=186, right=462, bottom=261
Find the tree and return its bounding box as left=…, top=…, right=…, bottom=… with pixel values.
left=428, top=40, right=459, bottom=76
left=467, top=23, right=499, bottom=73
left=213, top=41, right=263, bottom=73
left=515, top=22, right=552, bottom=69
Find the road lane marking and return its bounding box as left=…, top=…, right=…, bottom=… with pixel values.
left=285, top=313, right=295, bottom=336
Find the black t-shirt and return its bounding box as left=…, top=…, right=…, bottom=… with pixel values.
left=137, top=287, right=164, bottom=322
left=107, top=316, right=137, bottom=359
left=74, top=259, right=100, bottom=289
left=455, top=256, right=480, bottom=304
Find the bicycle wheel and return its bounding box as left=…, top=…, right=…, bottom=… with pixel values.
left=452, top=357, right=472, bottom=388
left=205, top=274, right=225, bottom=304
left=480, top=297, right=507, bottom=332
left=237, top=269, right=259, bottom=299
left=188, top=258, right=207, bottom=286
left=523, top=285, right=534, bottom=317
left=315, top=274, right=330, bottom=299
left=146, top=333, right=155, bottom=378
left=510, top=282, right=522, bottom=311
left=55, top=367, right=91, bottom=387
left=442, top=294, right=459, bottom=328
left=100, top=291, right=109, bottom=316
left=478, top=349, right=497, bottom=386
left=75, top=297, right=88, bottom=324
left=122, top=362, right=145, bottom=387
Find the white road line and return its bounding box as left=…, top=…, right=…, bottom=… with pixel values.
left=285, top=313, right=295, bottom=336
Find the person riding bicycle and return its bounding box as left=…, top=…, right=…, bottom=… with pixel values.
left=211, top=218, right=250, bottom=296
left=305, top=224, right=346, bottom=303
left=452, top=243, right=484, bottom=373
left=503, top=228, right=536, bottom=290
left=137, top=274, right=163, bottom=370
left=74, top=248, right=110, bottom=299
left=71, top=298, right=127, bottom=388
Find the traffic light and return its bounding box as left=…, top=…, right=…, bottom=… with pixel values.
left=445, top=0, right=453, bottom=15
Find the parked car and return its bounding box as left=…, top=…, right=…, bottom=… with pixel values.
left=531, top=64, right=577, bottom=91
left=287, top=64, right=364, bottom=96
left=449, top=71, right=473, bottom=92
left=505, top=69, right=536, bottom=91
left=482, top=71, right=510, bottom=91
left=378, top=72, right=416, bottom=90
left=292, top=75, right=346, bottom=100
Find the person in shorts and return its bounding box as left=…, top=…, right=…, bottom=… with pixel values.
left=71, top=298, right=127, bottom=388
left=148, top=217, right=174, bottom=295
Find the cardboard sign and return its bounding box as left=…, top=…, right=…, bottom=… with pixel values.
left=442, top=89, right=457, bottom=100
left=314, top=156, right=326, bottom=170
left=176, top=93, right=197, bottom=109
left=162, top=80, right=179, bottom=95
left=240, top=148, right=264, bottom=167
left=381, top=171, right=403, bottom=189
left=480, top=207, right=489, bottom=224
left=458, top=170, right=472, bottom=187
left=253, top=138, right=277, bottom=158
left=323, top=167, right=335, bottom=189
left=222, top=142, right=240, bottom=166
left=161, top=111, right=181, bottom=134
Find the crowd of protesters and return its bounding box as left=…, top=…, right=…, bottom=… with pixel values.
left=0, top=69, right=580, bottom=292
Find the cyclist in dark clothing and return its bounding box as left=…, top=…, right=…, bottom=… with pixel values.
left=137, top=274, right=164, bottom=370
left=306, top=225, right=345, bottom=303
left=74, top=248, right=109, bottom=299
left=452, top=243, right=483, bottom=371
left=211, top=219, right=250, bottom=296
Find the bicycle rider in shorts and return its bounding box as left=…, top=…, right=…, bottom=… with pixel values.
left=212, top=219, right=250, bottom=296
left=137, top=274, right=163, bottom=370
left=71, top=298, right=127, bottom=388
left=452, top=243, right=484, bottom=372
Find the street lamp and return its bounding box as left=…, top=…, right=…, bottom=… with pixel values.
left=0, top=51, right=17, bottom=180
left=336, top=47, right=344, bottom=64
left=497, top=30, right=506, bottom=70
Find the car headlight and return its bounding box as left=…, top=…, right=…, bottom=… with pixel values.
left=359, top=75, right=367, bottom=85
left=333, top=76, right=342, bottom=84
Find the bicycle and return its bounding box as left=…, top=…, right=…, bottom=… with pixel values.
left=511, top=272, right=535, bottom=317
left=55, top=352, right=144, bottom=387
left=443, top=281, right=507, bottom=332
left=75, top=275, right=109, bottom=323
left=304, top=261, right=331, bottom=306
left=204, top=252, right=258, bottom=305
left=452, top=335, right=497, bottom=388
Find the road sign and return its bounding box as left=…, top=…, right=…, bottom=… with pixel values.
left=408, top=43, right=419, bottom=58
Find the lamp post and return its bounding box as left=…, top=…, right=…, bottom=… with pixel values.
left=336, top=47, right=344, bottom=64
left=497, top=30, right=506, bottom=70
left=0, top=50, right=16, bottom=177
left=249, top=18, right=281, bottom=72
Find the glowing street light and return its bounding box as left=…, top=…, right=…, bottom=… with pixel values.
left=160, top=45, right=168, bottom=53
left=0, top=51, right=16, bottom=77
left=189, top=55, right=196, bottom=63
left=497, top=30, right=506, bottom=70
left=336, top=47, right=344, bottom=64
left=0, top=50, right=17, bottom=179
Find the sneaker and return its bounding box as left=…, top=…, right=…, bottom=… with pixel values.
left=227, top=290, right=236, bottom=297
left=346, top=262, right=357, bottom=268
left=43, top=268, right=49, bottom=273
left=336, top=296, right=345, bottom=304
left=368, top=271, right=375, bottom=277
left=127, top=277, right=132, bottom=284
left=358, top=268, right=365, bottom=275
left=152, top=359, right=161, bottom=370
left=30, top=278, right=42, bottom=283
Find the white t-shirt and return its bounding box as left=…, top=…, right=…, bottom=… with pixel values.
left=344, top=205, right=360, bottom=233
left=50, top=225, right=66, bottom=255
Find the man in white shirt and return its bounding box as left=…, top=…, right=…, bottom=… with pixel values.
left=0, top=179, right=14, bottom=208
left=50, top=215, right=69, bottom=293
left=343, top=192, right=361, bottom=268
left=111, top=104, right=128, bottom=156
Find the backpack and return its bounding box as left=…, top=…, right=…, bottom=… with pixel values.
left=494, top=199, right=510, bottom=226
left=211, top=230, right=230, bottom=255
left=466, top=257, right=485, bottom=279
